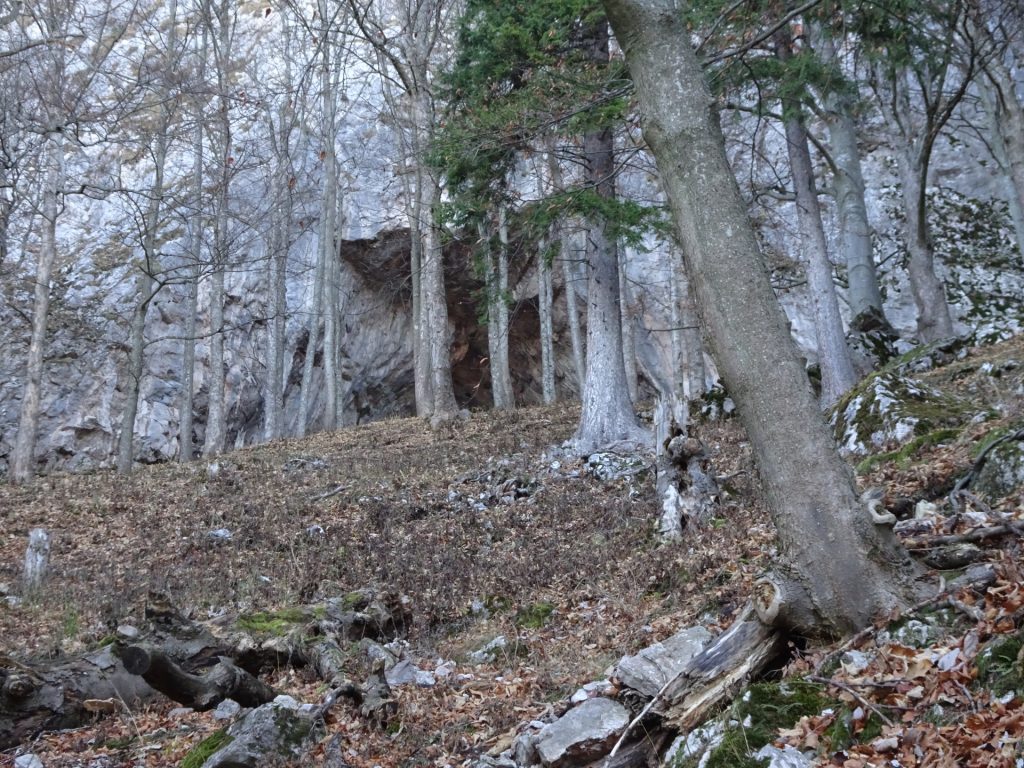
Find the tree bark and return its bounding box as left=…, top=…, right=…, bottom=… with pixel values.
left=10, top=133, right=63, bottom=484
left=814, top=31, right=889, bottom=331
left=487, top=208, right=514, bottom=410
left=618, top=248, right=639, bottom=403
left=874, top=63, right=956, bottom=342
left=538, top=242, right=556, bottom=404
left=574, top=20, right=647, bottom=453
left=179, top=21, right=207, bottom=462
left=545, top=146, right=586, bottom=390
left=603, top=0, right=919, bottom=635
left=118, top=0, right=178, bottom=472
left=776, top=29, right=857, bottom=406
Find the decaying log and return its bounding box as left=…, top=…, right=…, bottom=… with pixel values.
left=1, top=645, right=156, bottom=750
left=654, top=607, right=785, bottom=730
left=115, top=646, right=277, bottom=710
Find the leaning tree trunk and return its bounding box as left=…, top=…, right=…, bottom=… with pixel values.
left=776, top=29, right=857, bottom=406
left=574, top=20, right=648, bottom=453
left=603, top=0, right=919, bottom=636
left=10, top=134, right=63, bottom=485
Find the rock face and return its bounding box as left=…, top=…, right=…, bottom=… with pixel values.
left=534, top=697, right=629, bottom=768
left=1, top=54, right=1022, bottom=475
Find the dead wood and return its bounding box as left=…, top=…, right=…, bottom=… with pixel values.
left=904, top=521, right=1024, bottom=550
left=1, top=645, right=156, bottom=750
left=115, top=645, right=277, bottom=710
left=657, top=607, right=785, bottom=730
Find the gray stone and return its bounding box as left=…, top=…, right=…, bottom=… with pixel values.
left=974, top=436, right=1024, bottom=499
left=212, top=698, right=242, bottom=720
left=115, top=624, right=140, bottom=640
left=469, top=635, right=508, bottom=664
left=614, top=626, right=713, bottom=698
left=534, top=698, right=629, bottom=768
left=753, top=744, right=814, bottom=768
left=201, top=698, right=315, bottom=768
left=512, top=731, right=540, bottom=767
left=168, top=707, right=194, bottom=718
left=384, top=659, right=419, bottom=686
left=14, top=755, right=44, bottom=768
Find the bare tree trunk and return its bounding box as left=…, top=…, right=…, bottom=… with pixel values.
left=422, top=178, right=458, bottom=426
left=980, top=66, right=1024, bottom=258
left=486, top=208, right=514, bottom=410
left=673, top=257, right=705, bottom=400
left=179, top=20, right=207, bottom=463
left=894, top=146, right=955, bottom=341
left=11, top=133, right=63, bottom=484
left=618, top=247, right=638, bottom=403
left=296, top=242, right=325, bottom=438
left=118, top=0, right=178, bottom=472
left=202, top=0, right=233, bottom=458
left=574, top=21, right=647, bottom=452
left=814, top=32, right=889, bottom=331
left=539, top=243, right=556, bottom=404
left=263, top=195, right=286, bottom=442
left=319, top=0, right=340, bottom=431
left=777, top=30, right=857, bottom=406
left=603, top=0, right=918, bottom=635
left=545, top=146, right=585, bottom=389
left=877, top=66, right=955, bottom=342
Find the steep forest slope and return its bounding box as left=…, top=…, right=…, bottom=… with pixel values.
left=1, top=333, right=1022, bottom=768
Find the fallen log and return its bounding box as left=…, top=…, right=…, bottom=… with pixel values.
left=115, top=646, right=277, bottom=710
left=1, top=644, right=156, bottom=750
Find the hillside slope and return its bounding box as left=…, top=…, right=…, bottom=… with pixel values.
left=1, top=335, right=1022, bottom=768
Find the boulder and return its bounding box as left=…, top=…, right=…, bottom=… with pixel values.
left=199, top=695, right=317, bottom=768
left=534, top=698, right=629, bottom=768
left=974, top=433, right=1024, bottom=499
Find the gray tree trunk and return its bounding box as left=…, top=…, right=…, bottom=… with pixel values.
left=487, top=207, right=514, bottom=410
left=979, top=61, right=1024, bottom=258
left=11, top=133, right=63, bottom=484
left=422, top=178, right=458, bottom=427
left=319, top=0, right=340, bottom=431
left=618, top=248, right=639, bottom=403
left=814, top=32, right=889, bottom=330
left=545, top=146, right=585, bottom=389
left=776, top=30, right=857, bottom=406
left=538, top=242, right=556, bottom=404
left=876, top=65, right=956, bottom=342
left=574, top=20, right=647, bottom=453
left=179, top=20, right=208, bottom=462
left=296, top=240, right=326, bottom=438
left=603, top=0, right=918, bottom=635
left=202, top=0, right=233, bottom=458
left=117, top=0, right=178, bottom=473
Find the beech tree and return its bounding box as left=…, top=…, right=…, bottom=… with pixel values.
left=603, top=0, right=919, bottom=635
left=773, top=25, right=857, bottom=405
left=863, top=0, right=977, bottom=342
left=347, top=0, right=460, bottom=427
left=9, top=0, right=127, bottom=483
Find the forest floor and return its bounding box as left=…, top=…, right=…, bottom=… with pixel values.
left=1, top=333, right=1022, bottom=768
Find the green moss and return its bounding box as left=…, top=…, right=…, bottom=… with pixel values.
left=237, top=607, right=307, bottom=634
left=181, top=729, right=233, bottom=768
left=975, top=630, right=1024, bottom=696
left=823, top=705, right=884, bottom=751
left=514, top=601, right=554, bottom=629
left=855, top=428, right=961, bottom=474
left=698, top=681, right=832, bottom=768
left=342, top=591, right=368, bottom=610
